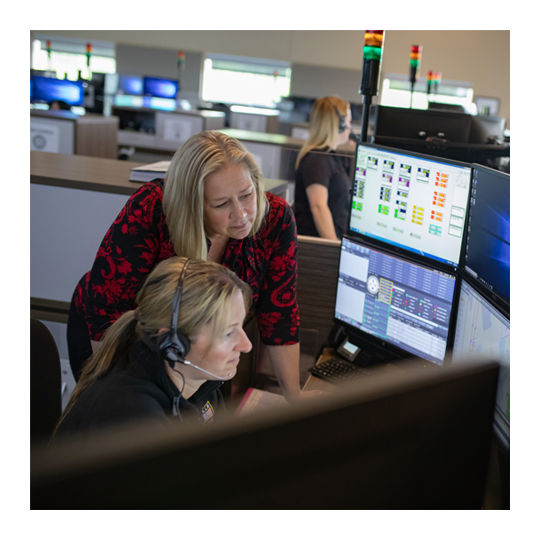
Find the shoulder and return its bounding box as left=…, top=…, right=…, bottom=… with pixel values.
left=263, top=192, right=294, bottom=229
left=128, top=179, right=164, bottom=207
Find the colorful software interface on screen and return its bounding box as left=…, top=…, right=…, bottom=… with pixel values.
left=464, top=166, right=510, bottom=304
left=452, top=280, right=510, bottom=446
left=334, top=237, right=457, bottom=366
left=349, top=145, right=472, bottom=266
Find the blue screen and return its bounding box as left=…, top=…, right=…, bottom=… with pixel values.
left=464, top=165, right=510, bottom=304
left=143, top=77, right=178, bottom=99
left=32, top=76, right=85, bottom=106
left=118, top=75, right=143, bottom=96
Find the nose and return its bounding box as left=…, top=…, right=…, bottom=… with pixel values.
left=236, top=328, right=252, bottom=354
left=230, top=199, right=246, bottom=220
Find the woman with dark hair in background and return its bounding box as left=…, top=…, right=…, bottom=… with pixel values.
left=294, top=96, right=353, bottom=240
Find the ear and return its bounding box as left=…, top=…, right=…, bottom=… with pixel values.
left=157, top=328, right=169, bottom=335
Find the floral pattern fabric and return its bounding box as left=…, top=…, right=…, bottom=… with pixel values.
left=73, top=179, right=299, bottom=346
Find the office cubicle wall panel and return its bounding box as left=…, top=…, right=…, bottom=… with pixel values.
left=30, top=183, right=130, bottom=304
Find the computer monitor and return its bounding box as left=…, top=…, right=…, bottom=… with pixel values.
left=31, top=76, right=85, bottom=107
left=31, top=358, right=499, bottom=509
left=452, top=278, right=510, bottom=451
left=143, top=76, right=178, bottom=100
left=117, top=74, right=143, bottom=96
left=334, top=236, right=458, bottom=367
left=372, top=105, right=473, bottom=143
left=463, top=163, right=510, bottom=307
left=349, top=143, right=472, bottom=268
left=469, top=115, right=506, bottom=144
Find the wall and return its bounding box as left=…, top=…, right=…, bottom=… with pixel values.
left=31, top=30, right=510, bottom=124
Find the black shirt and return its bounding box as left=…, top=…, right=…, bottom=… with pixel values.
left=54, top=341, right=225, bottom=441
left=294, top=149, right=351, bottom=238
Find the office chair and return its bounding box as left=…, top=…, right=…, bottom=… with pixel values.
left=30, top=318, right=62, bottom=444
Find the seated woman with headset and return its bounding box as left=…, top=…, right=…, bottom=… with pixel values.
left=294, top=96, right=354, bottom=240
left=54, top=257, right=252, bottom=439
left=67, top=131, right=311, bottom=401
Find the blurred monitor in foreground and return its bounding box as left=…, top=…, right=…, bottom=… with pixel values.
left=31, top=359, right=499, bottom=509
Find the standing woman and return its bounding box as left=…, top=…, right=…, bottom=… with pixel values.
left=67, top=131, right=304, bottom=400
left=55, top=258, right=253, bottom=439
left=294, top=96, right=353, bottom=240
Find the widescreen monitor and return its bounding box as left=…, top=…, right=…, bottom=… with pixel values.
left=117, top=74, right=143, bottom=96
left=349, top=143, right=472, bottom=268
left=334, top=236, right=458, bottom=367
left=143, top=76, right=178, bottom=100
left=452, top=278, right=510, bottom=450
left=31, top=76, right=84, bottom=107
left=463, top=163, right=510, bottom=306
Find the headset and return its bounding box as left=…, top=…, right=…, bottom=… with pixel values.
left=159, top=259, right=231, bottom=380
left=333, top=104, right=347, bottom=133
left=333, top=103, right=360, bottom=143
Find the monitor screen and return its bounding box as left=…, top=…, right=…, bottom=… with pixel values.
left=334, top=236, right=457, bottom=366
left=452, top=279, right=510, bottom=449
left=31, top=76, right=85, bottom=107
left=117, top=74, right=143, bottom=96
left=349, top=143, right=472, bottom=267
left=143, top=76, right=178, bottom=99
left=464, top=164, right=510, bottom=305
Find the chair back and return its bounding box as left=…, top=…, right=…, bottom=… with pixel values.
left=30, top=318, right=62, bottom=444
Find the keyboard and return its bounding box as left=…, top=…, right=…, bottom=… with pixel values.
left=308, top=358, right=375, bottom=384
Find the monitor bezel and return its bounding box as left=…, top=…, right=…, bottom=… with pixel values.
left=347, top=141, right=473, bottom=274
left=333, top=234, right=462, bottom=368
left=460, top=162, right=510, bottom=311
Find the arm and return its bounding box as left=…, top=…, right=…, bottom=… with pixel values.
left=266, top=343, right=301, bottom=401
left=305, top=183, right=339, bottom=240
left=84, top=182, right=170, bottom=341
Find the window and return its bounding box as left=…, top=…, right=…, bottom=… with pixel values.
left=380, top=73, right=476, bottom=113
left=201, top=53, right=291, bottom=109
left=31, top=35, right=116, bottom=81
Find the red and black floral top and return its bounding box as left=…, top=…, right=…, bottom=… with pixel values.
left=73, top=179, right=299, bottom=346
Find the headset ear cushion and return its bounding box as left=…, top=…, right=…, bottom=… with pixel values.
left=176, top=331, right=191, bottom=357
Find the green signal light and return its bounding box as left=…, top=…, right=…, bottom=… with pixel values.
left=363, top=45, right=382, bottom=61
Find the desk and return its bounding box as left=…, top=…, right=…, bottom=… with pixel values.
left=113, top=107, right=225, bottom=159
left=30, top=109, right=119, bottom=159
left=302, top=347, right=411, bottom=393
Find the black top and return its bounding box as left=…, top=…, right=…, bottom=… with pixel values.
left=54, top=341, right=225, bottom=440
left=294, top=149, right=351, bottom=238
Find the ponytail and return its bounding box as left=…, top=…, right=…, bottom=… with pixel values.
left=53, top=310, right=139, bottom=436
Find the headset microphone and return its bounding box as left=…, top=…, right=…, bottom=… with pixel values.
left=159, top=259, right=232, bottom=381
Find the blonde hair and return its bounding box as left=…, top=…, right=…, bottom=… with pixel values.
left=296, top=96, right=350, bottom=167
left=54, top=257, right=251, bottom=435
left=163, top=131, right=269, bottom=260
